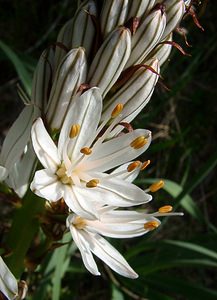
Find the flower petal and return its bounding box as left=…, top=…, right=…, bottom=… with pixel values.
left=31, top=118, right=60, bottom=171
left=0, top=256, right=18, bottom=300
left=30, top=169, right=63, bottom=201
left=83, top=129, right=151, bottom=172
left=83, top=231, right=138, bottom=278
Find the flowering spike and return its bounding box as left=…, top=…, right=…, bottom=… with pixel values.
left=69, top=124, right=81, bottom=138
left=130, top=136, right=148, bottom=149
left=144, top=220, right=160, bottom=230
left=158, top=205, right=173, bottom=213
left=86, top=179, right=99, bottom=188
left=149, top=180, right=164, bottom=192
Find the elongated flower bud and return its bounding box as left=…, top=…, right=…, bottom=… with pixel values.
left=54, top=0, right=97, bottom=68
left=31, top=47, right=55, bottom=112
left=161, top=0, right=185, bottom=39
left=125, top=6, right=166, bottom=68
left=46, top=48, right=87, bottom=130
left=127, top=0, right=156, bottom=19
left=88, top=27, right=131, bottom=98
left=146, top=33, right=173, bottom=66
left=100, top=0, right=129, bottom=37
left=102, top=58, right=159, bottom=125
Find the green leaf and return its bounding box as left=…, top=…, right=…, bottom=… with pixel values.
left=111, top=285, right=125, bottom=300
left=0, top=40, right=32, bottom=95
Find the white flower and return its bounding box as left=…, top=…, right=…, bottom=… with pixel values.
left=66, top=205, right=183, bottom=278
left=0, top=256, right=18, bottom=300
left=31, top=87, right=152, bottom=219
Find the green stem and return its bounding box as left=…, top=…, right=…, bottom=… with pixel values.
left=5, top=190, right=45, bottom=278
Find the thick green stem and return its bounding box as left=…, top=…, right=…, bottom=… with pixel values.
left=5, top=190, right=45, bottom=278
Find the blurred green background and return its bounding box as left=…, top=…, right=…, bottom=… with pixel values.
left=0, top=0, right=217, bottom=299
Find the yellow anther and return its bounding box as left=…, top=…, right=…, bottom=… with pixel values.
left=80, top=147, right=92, bottom=155
left=73, top=216, right=86, bottom=230
left=144, top=220, right=160, bottom=231
left=158, top=205, right=173, bottom=213
left=140, top=160, right=151, bottom=170
left=127, top=161, right=141, bottom=172
left=111, top=103, right=124, bottom=118
left=130, top=136, right=148, bottom=149
left=149, top=180, right=164, bottom=192
left=86, top=179, right=99, bottom=188
left=69, top=124, right=80, bottom=138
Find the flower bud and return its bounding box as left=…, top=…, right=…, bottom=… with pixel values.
left=127, top=0, right=156, bottom=19
left=100, top=0, right=129, bottom=37
left=46, top=48, right=87, bottom=130
left=31, top=47, right=55, bottom=113
left=161, top=0, right=185, bottom=39
left=125, top=7, right=166, bottom=68
left=0, top=256, right=18, bottom=300
left=88, top=27, right=131, bottom=98
left=146, top=33, right=173, bottom=66
left=102, top=58, right=159, bottom=125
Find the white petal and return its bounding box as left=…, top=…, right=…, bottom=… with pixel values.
left=58, top=88, right=102, bottom=160
left=83, top=129, right=151, bottom=172
left=0, top=166, right=8, bottom=181
left=0, top=256, right=18, bottom=300
left=31, top=118, right=60, bottom=171
left=111, top=162, right=140, bottom=182
left=83, top=231, right=138, bottom=278
left=64, top=185, right=98, bottom=219
left=67, top=223, right=100, bottom=276
left=31, top=169, right=63, bottom=201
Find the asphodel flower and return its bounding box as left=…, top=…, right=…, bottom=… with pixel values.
left=31, top=88, right=152, bottom=219
left=66, top=197, right=183, bottom=277
left=0, top=256, right=18, bottom=300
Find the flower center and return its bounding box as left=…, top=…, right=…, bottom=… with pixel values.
left=56, top=164, right=73, bottom=185
left=73, top=216, right=86, bottom=230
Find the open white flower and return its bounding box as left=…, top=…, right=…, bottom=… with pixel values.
left=0, top=256, right=18, bottom=300
left=31, top=87, right=152, bottom=218
left=66, top=205, right=183, bottom=278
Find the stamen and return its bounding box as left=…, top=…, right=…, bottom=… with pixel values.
left=144, top=220, right=160, bottom=231
left=86, top=179, right=99, bottom=188
left=130, top=136, right=148, bottom=149
left=69, top=124, right=80, bottom=138
left=127, top=161, right=141, bottom=172
left=141, top=160, right=151, bottom=170
left=80, top=147, right=92, bottom=155
left=73, top=216, right=86, bottom=230
left=111, top=103, right=124, bottom=118
left=149, top=180, right=164, bottom=192
left=158, top=205, right=173, bottom=213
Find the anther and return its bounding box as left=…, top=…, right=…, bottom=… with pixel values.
left=127, top=161, right=141, bottom=172
left=144, top=220, right=160, bottom=231
left=86, top=179, right=99, bottom=188
left=158, top=205, right=173, bottom=213
left=141, top=160, right=151, bottom=170
left=111, top=103, right=124, bottom=118
left=69, top=124, right=80, bottom=138
left=149, top=180, right=164, bottom=192
left=130, top=136, right=148, bottom=149
left=80, top=147, right=92, bottom=155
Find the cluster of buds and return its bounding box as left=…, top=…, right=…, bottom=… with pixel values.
left=0, top=0, right=198, bottom=298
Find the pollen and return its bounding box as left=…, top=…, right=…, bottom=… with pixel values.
left=158, top=205, right=173, bottom=213
left=149, top=180, right=164, bottom=192
left=69, top=124, right=80, bottom=138
left=144, top=220, right=160, bottom=231
left=127, top=161, right=141, bottom=172
left=86, top=179, right=99, bottom=188
left=141, top=160, right=151, bottom=170
left=80, top=147, right=92, bottom=155
left=111, top=103, right=124, bottom=118
left=130, top=136, right=148, bottom=149
left=73, top=216, right=86, bottom=230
